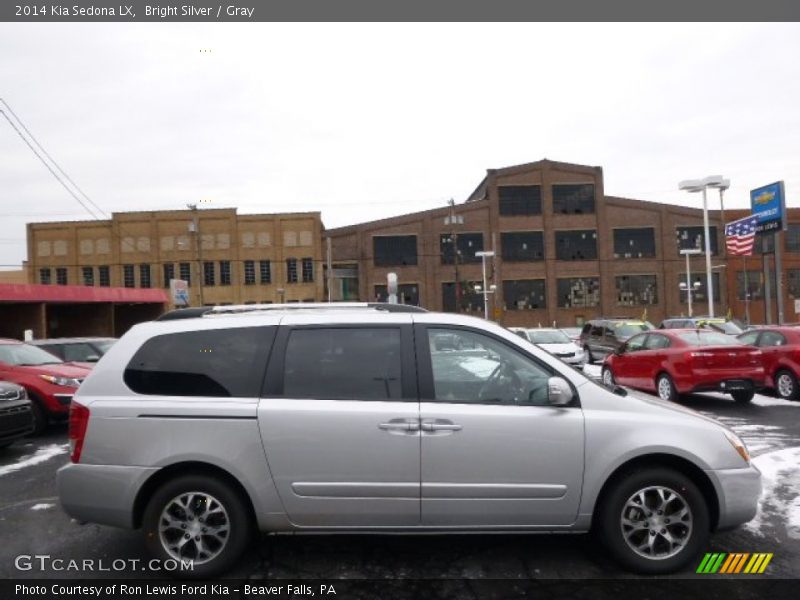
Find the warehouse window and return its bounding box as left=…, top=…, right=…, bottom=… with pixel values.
left=615, top=275, right=658, bottom=306
left=614, top=228, right=656, bottom=259
left=244, top=260, right=255, bottom=285
left=39, top=268, right=51, bottom=285
left=203, top=261, right=215, bottom=286
left=442, top=281, right=482, bottom=313
left=373, top=235, right=418, bottom=267
left=163, top=263, right=175, bottom=288
left=98, top=266, right=110, bottom=287
left=676, top=226, right=718, bottom=256
left=552, top=184, right=595, bottom=214
left=82, top=266, right=94, bottom=286
left=302, top=258, right=314, bottom=283
left=179, top=262, right=191, bottom=286
left=555, top=230, right=598, bottom=260
left=123, top=265, right=134, bottom=288
left=287, top=258, right=298, bottom=283
left=501, top=231, right=544, bottom=261
left=736, top=270, right=762, bottom=300
left=503, top=279, right=546, bottom=310
left=786, top=224, right=800, bottom=253
left=219, top=261, right=231, bottom=286
left=259, top=260, right=272, bottom=284
left=557, top=278, right=600, bottom=308
left=56, top=268, right=68, bottom=285
left=754, top=234, right=775, bottom=255
left=140, top=264, right=151, bottom=289
left=788, top=270, right=800, bottom=297
left=440, top=233, right=484, bottom=264
left=679, top=272, right=720, bottom=304
left=498, top=185, right=542, bottom=216
left=374, top=283, right=420, bottom=306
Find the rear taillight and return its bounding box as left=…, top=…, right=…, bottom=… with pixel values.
left=68, top=401, right=90, bottom=463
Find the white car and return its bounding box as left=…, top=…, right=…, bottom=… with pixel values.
left=510, top=328, right=585, bottom=369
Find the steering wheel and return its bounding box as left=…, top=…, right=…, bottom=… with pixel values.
left=478, top=362, right=523, bottom=402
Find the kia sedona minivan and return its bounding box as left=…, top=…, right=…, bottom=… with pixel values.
left=58, top=303, right=761, bottom=578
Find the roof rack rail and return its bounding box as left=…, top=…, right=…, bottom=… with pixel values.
left=156, top=302, right=427, bottom=321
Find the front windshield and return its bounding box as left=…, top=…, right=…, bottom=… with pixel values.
left=614, top=322, right=653, bottom=337
left=528, top=330, right=571, bottom=344
left=0, top=343, right=64, bottom=366
left=677, top=331, right=743, bottom=347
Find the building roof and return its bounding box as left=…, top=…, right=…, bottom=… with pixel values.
left=0, top=283, right=169, bottom=304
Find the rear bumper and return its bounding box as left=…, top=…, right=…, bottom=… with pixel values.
left=707, top=464, right=762, bottom=530
left=678, top=370, right=766, bottom=394
left=57, top=463, right=158, bottom=528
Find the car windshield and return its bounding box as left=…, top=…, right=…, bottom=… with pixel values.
left=561, top=328, right=581, bottom=337
left=0, top=343, right=64, bottom=366
left=698, top=320, right=743, bottom=335
left=528, top=330, right=571, bottom=344
left=614, top=322, right=652, bottom=337
left=677, top=331, right=743, bottom=347
left=93, top=339, right=116, bottom=354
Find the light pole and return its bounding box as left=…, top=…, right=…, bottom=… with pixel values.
left=679, top=248, right=703, bottom=317
left=678, top=175, right=729, bottom=317
left=475, top=250, right=495, bottom=320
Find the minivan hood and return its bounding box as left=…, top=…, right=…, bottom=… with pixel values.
left=620, top=387, right=731, bottom=431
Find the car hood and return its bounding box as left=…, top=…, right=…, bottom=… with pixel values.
left=538, top=343, right=579, bottom=354
left=620, top=387, right=733, bottom=431
left=15, top=363, right=91, bottom=378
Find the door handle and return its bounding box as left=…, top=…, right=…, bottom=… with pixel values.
left=421, top=420, right=462, bottom=432
left=378, top=419, right=420, bottom=432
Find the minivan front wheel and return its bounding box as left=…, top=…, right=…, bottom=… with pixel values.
left=142, top=474, right=252, bottom=578
left=597, top=468, right=709, bottom=574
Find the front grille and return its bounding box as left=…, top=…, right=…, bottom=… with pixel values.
left=0, top=405, right=33, bottom=432
left=555, top=352, right=575, bottom=358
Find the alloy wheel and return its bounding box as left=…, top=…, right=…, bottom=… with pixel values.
left=777, top=372, right=795, bottom=399
left=158, top=491, right=230, bottom=565
left=620, top=485, right=693, bottom=560
left=657, top=377, right=673, bottom=402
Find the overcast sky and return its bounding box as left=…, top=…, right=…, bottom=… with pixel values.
left=1, top=22, right=799, bottom=269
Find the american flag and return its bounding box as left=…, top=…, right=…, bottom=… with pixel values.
left=725, top=215, right=758, bottom=256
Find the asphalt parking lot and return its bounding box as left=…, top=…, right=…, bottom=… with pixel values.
left=1, top=367, right=798, bottom=585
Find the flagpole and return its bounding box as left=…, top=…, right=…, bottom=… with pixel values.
left=743, top=254, right=750, bottom=326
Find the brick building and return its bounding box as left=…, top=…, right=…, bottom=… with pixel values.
left=327, top=159, right=799, bottom=327
left=26, top=208, right=325, bottom=308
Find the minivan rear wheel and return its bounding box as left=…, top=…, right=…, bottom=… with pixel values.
left=597, top=467, right=709, bottom=574
left=142, top=474, right=252, bottom=578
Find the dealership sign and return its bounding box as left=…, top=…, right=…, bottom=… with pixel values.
left=169, top=279, right=190, bottom=306
left=750, top=181, right=786, bottom=233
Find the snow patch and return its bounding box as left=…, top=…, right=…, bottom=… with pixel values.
left=0, top=444, right=69, bottom=477
left=752, top=395, right=800, bottom=408
left=745, top=447, right=800, bottom=539
left=30, top=503, right=55, bottom=511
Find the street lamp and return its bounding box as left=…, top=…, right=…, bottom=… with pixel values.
left=679, top=248, right=703, bottom=317
left=678, top=175, right=729, bottom=317
left=475, top=250, right=495, bottom=320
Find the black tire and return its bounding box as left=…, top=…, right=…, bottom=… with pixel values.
left=596, top=467, right=710, bottom=574
left=142, top=474, right=253, bottom=579
left=774, top=369, right=799, bottom=401
left=655, top=373, right=678, bottom=403
left=584, top=345, right=594, bottom=365
left=732, top=390, right=755, bottom=404
left=601, top=366, right=615, bottom=388
left=26, top=394, right=48, bottom=436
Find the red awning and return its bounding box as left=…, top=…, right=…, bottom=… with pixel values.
left=0, top=283, right=169, bottom=304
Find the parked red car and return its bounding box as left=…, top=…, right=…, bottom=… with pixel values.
left=737, top=326, right=800, bottom=401
left=0, top=339, right=91, bottom=434
left=601, top=329, right=765, bottom=403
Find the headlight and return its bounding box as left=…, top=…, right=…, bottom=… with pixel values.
left=723, top=430, right=750, bottom=464
left=39, top=374, right=81, bottom=388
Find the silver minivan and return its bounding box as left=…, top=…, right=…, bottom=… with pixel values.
left=57, top=304, right=761, bottom=577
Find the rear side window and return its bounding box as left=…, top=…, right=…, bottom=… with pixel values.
left=676, top=331, right=741, bottom=347
left=124, top=327, right=274, bottom=397
left=282, top=328, right=402, bottom=400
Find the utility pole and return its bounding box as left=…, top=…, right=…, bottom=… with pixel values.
left=447, top=199, right=461, bottom=313
left=187, top=203, right=204, bottom=306
left=326, top=236, right=333, bottom=302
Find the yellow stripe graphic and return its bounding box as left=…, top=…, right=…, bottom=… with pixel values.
left=758, top=553, right=773, bottom=573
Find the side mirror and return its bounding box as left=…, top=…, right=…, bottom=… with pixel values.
left=614, top=345, right=625, bottom=355
left=547, top=377, right=574, bottom=406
